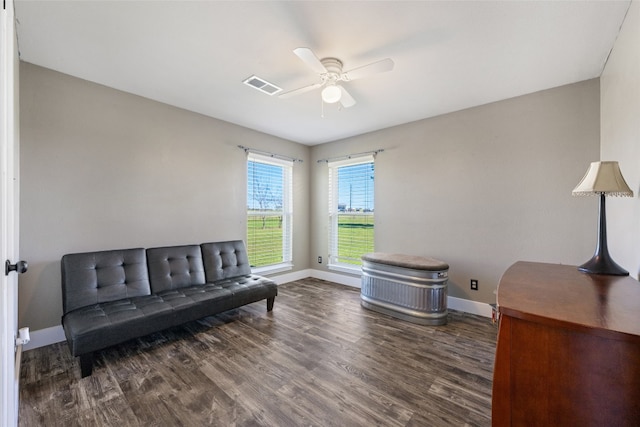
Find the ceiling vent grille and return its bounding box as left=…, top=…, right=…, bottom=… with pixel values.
left=243, top=75, right=282, bottom=96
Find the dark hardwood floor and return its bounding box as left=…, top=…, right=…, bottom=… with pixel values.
left=19, top=278, right=497, bottom=426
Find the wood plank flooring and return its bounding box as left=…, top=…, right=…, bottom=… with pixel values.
left=19, top=278, right=497, bottom=426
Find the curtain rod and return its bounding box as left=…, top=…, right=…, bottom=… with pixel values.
left=238, top=145, right=303, bottom=163
left=317, top=149, right=384, bottom=164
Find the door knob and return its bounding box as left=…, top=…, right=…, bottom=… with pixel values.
left=5, top=260, right=28, bottom=276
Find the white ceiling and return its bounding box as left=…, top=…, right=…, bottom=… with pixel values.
left=14, top=1, right=631, bottom=145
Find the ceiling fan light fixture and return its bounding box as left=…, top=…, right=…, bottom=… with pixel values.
left=282, top=47, right=393, bottom=109
left=321, top=85, right=342, bottom=104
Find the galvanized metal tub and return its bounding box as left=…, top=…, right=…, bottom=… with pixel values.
left=361, top=253, right=449, bottom=325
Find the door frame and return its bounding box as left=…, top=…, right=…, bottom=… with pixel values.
left=1, top=0, right=20, bottom=425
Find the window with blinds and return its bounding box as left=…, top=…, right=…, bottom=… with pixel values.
left=328, top=156, right=374, bottom=270
left=247, top=153, right=292, bottom=270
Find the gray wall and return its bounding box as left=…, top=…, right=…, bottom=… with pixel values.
left=19, top=62, right=603, bottom=331
left=601, top=0, right=640, bottom=279
left=311, top=80, right=600, bottom=304
left=19, top=62, right=310, bottom=330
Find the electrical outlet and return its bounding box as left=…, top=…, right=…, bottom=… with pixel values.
left=471, top=279, right=478, bottom=291
left=318, top=256, right=322, bottom=264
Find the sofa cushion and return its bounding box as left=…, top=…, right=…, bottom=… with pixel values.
left=201, top=240, right=252, bottom=283
left=61, top=248, right=151, bottom=314
left=147, top=245, right=206, bottom=293
left=62, top=282, right=235, bottom=356
left=215, top=274, right=278, bottom=307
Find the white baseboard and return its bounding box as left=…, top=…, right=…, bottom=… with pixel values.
left=268, top=268, right=361, bottom=288
left=24, top=269, right=491, bottom=350
left=23, top=325, right=65, bottom=351
left=447, top=296, right=493, bottom=318
left=268, top=268, right=314, bottom=285
left=310, top=269, right=362, bottom=288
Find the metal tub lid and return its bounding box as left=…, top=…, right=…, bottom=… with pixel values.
left=362, top=252, right=449, bottom=271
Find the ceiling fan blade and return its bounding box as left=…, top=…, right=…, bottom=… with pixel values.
left=293, top=47, right=327, bottom=74
left=339, top=86, right=356, bottom=108
left=342, top=58, right=394, bottom=81
left=279, top=82, right=323, bottom=99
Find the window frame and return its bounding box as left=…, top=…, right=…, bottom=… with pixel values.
left=246, top=152, right=293, bottom=274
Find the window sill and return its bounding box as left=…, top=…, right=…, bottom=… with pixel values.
left=328, top=263, right=362, bottom=276
left=252, top=263, right=293, bottom=276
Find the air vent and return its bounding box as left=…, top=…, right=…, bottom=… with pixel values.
left=243, top=75, right=282, bottom=96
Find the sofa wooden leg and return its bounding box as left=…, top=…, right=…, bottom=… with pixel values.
left=79, top=353, right=93, bottom=378
left=267, top=297, right=275, bottom=312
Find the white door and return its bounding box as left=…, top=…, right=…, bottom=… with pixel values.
left=1, top=1, right=21, bottom=426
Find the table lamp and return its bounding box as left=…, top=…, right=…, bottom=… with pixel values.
left=572, top=161, right=633, bottom=275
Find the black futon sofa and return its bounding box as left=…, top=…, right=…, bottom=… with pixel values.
left=61, top=240, right=277, bottom=377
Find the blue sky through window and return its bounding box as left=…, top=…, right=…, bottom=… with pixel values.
left=338, top=162, right=374, bottom=211
left=248, top=161, right=283, bottom=211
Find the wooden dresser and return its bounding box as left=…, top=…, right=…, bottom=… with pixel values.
left=492, top=261, right=640, bottom=426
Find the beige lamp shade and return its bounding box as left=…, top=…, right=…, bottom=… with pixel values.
left=572, top=161, right=633, bottom=197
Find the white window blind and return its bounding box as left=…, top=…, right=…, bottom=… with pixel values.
left=247, top=153, right=292, bottom=269
left=328, top=156, right=375, bottom=270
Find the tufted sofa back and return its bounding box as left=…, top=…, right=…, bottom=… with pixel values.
left=146, top=245, right=206, bottom=293
left=201, top=240, right=252, bottom=283
left=61, top=241, right=257, bottom=315
left=61, top=248, right=151, bottom=314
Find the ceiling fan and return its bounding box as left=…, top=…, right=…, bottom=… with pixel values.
left=279, top=47, right=394, bottom=108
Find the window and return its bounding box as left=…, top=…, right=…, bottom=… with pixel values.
left=328, top=156, right=375, bottom=272
left=247, top=153, right=292, bottom=271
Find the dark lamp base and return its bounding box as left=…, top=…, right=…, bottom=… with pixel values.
left=578, top=255, right=629, bottom=276
left=579, top=193, right=629, bottom=277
